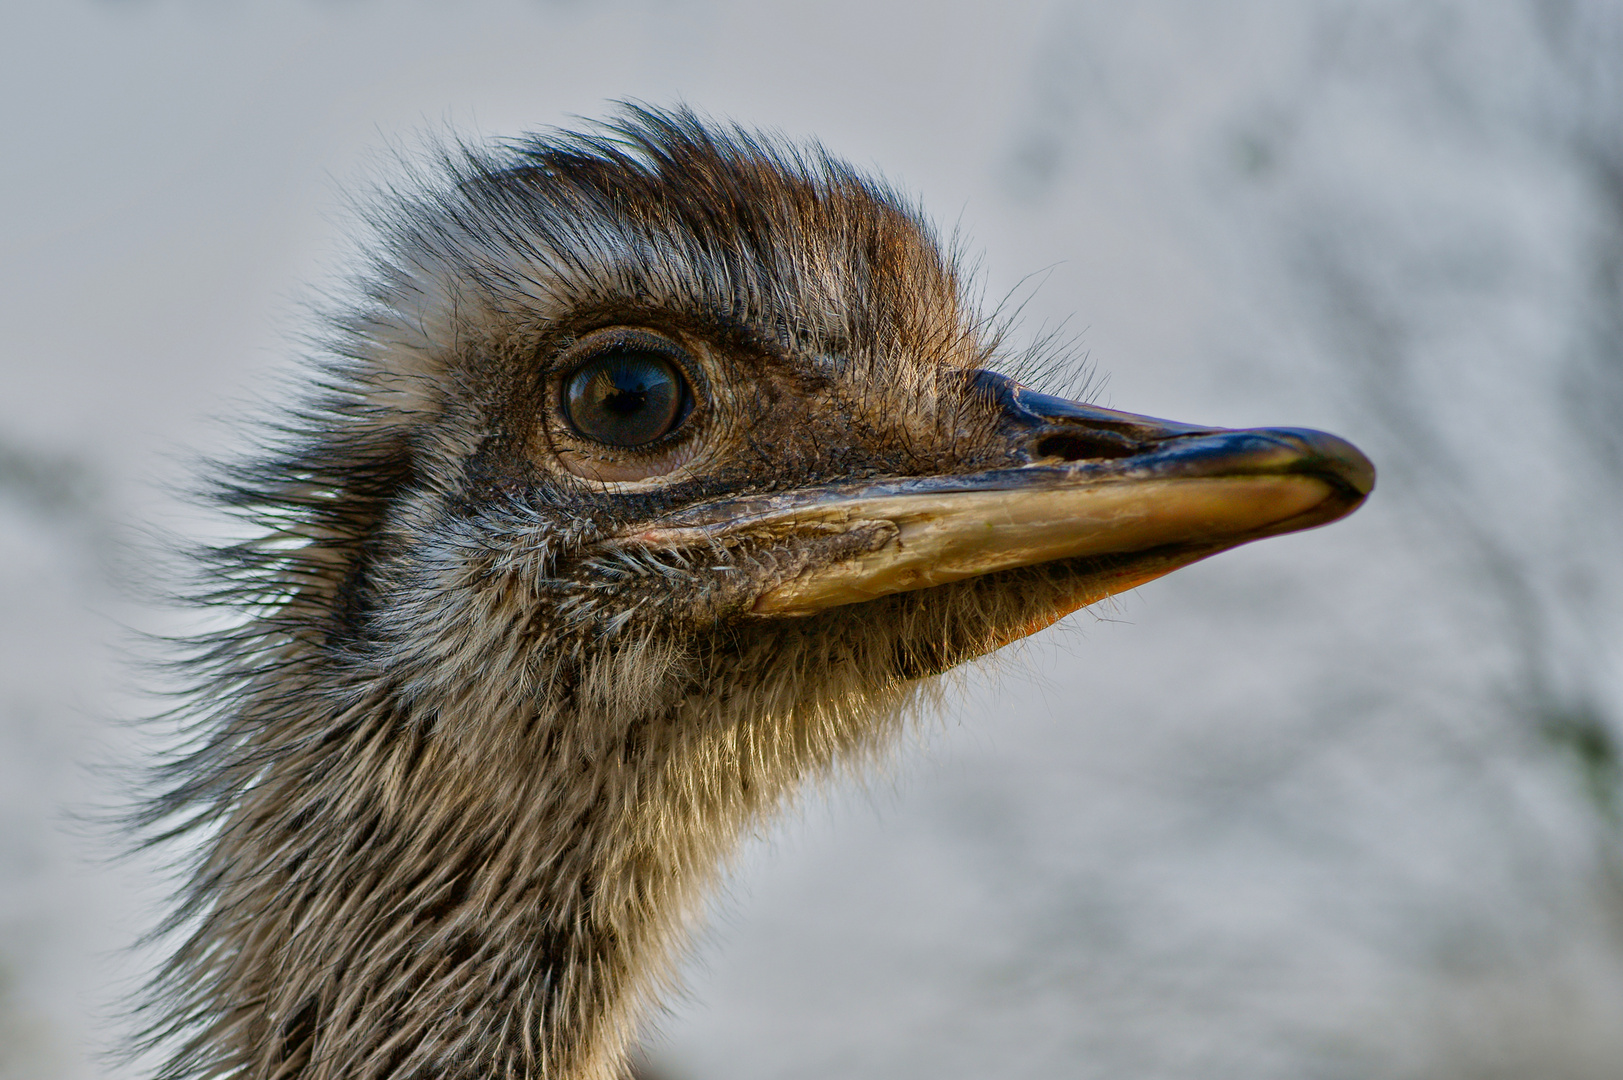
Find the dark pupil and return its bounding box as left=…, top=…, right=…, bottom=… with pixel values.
left=563, top=349, right=686, bottom=447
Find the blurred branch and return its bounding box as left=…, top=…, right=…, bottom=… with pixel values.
left=0, top=437, right=98, bottom=521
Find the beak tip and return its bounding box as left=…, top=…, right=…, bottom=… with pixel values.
left=1274, top=428, right=1376, bottom=499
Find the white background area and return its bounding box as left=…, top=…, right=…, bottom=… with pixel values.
left=3, top=2, right=1622, bottom=1077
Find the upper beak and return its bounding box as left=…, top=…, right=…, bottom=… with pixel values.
left=629, top=370, right=1375, bottom=618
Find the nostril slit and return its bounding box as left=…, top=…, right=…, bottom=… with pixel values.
left=1034, top=433, right=1138, bottom=462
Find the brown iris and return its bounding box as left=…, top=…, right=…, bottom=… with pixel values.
left=562, top=347, right=692, bottom=447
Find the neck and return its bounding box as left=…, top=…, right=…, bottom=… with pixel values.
left=153, top=628, right=918, bottom=1080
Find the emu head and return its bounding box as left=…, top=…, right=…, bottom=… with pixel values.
left=148, top=107, right=1372, bottom=1080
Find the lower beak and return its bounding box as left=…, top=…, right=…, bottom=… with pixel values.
left=631, top=371, right=1375, bottom=618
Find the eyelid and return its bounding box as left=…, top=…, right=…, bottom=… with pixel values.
left=559, top=327, right=692, bottom=371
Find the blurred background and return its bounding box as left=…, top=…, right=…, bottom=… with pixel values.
left=4, top=1, right=1622, bottom=1077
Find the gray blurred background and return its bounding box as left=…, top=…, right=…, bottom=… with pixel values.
left=4, top=1, right=1622, bottom=1077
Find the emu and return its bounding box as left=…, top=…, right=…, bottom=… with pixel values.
left=138, top=106, right=1372, bottom=1080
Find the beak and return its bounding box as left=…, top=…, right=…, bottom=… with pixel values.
left=630, top=370, right=1374, bottom=619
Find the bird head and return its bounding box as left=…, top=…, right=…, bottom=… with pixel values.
left=294, top=108, right=1369, bottom=746
left=154, top=106, right=1374, bottom=1080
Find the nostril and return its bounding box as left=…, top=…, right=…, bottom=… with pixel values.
left=1033, top=432, right=1139, bottom=462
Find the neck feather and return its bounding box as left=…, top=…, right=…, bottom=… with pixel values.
left=150, top=628, right=918, bottom=1080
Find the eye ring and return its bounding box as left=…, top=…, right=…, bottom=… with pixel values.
left=558, top=332, right=696, bottom=449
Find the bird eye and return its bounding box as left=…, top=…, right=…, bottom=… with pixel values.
left=562, top=347, right=693, bottom=448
